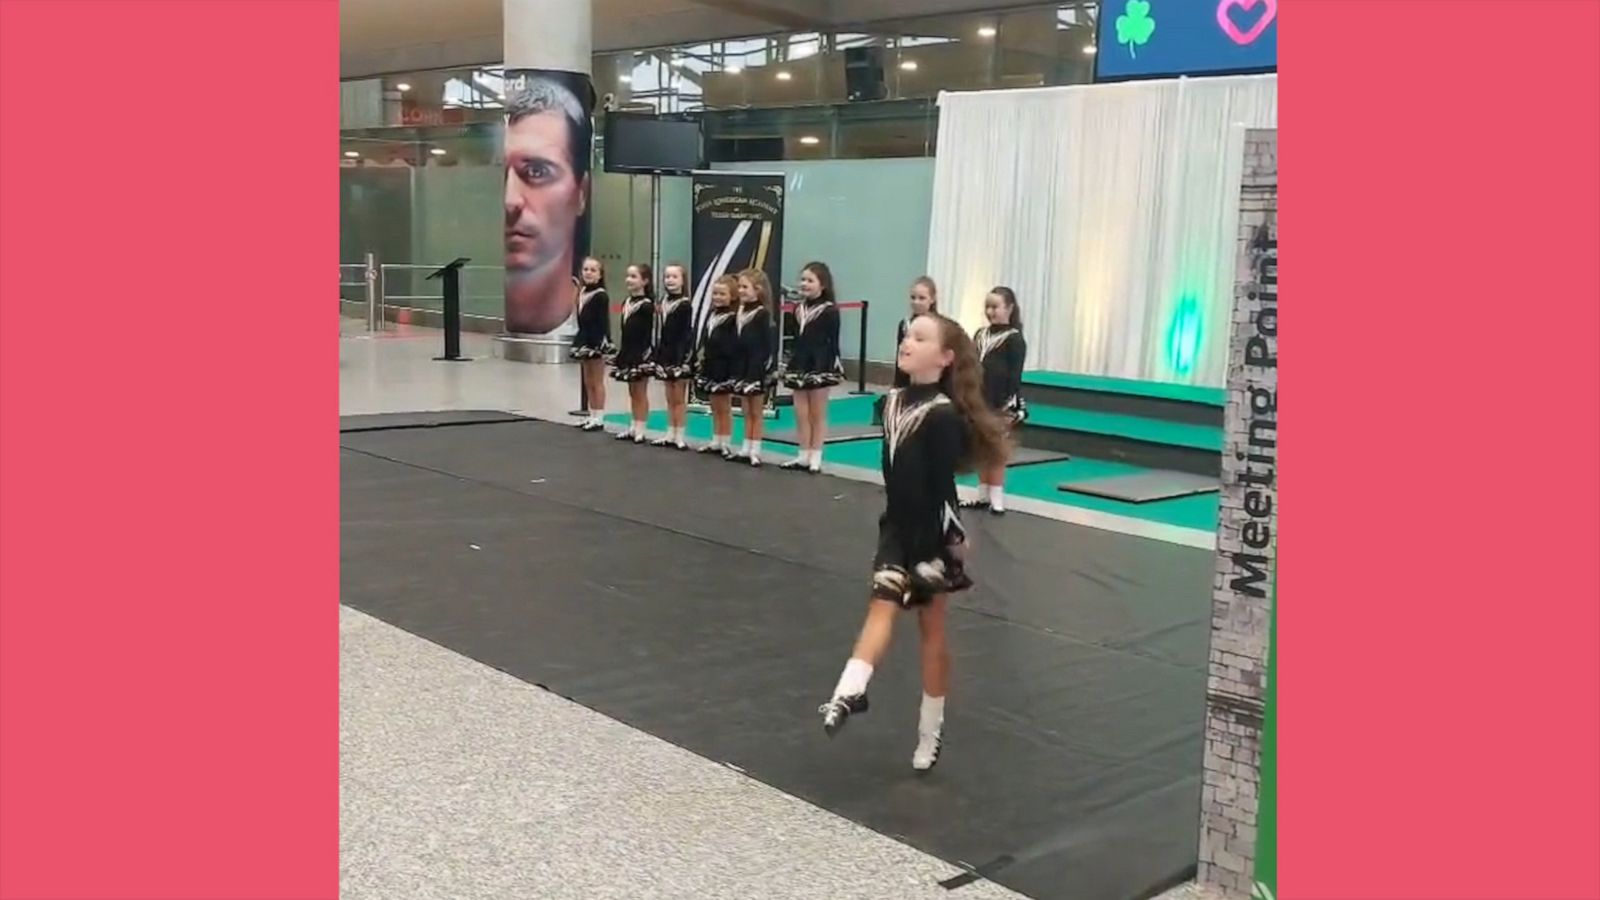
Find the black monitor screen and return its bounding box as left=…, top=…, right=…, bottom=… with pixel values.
left=602, top=115, right=704, bottom=175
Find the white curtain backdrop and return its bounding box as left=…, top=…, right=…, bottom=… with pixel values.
left=926, top=74, right=1277, bottom=387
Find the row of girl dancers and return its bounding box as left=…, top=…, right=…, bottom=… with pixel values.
left=569, top=260, right=1029, bottom=496
left=568, top=257, right=847, bottom=470
left=570, top=258, right=1032, bottom=772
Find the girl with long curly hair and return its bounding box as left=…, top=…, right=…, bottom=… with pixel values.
left=817, top=313, right=1010, bottom=772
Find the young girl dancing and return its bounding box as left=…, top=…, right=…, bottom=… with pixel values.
left=962, top=286, right=1028, bottom=515
left=651, top=262, right=694, bottom=450
left=609, top=262, right=656, bottom=443
left=694, top=275, right=741, bottom=455
left=569, top=257, right=613, bottom=432
left=780, top=261, right=845, bottom=473
left=817, top=314, right=1010, bottom=772
left=728, top=268, right=776, bottom=467
left=893, top=276, right=939, bottom=390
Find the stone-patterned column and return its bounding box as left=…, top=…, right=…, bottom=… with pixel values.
left=1197, top=128, right=1278, bottom=897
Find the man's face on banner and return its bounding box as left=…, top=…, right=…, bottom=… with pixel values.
left=504, top=110, right=587, bottom=277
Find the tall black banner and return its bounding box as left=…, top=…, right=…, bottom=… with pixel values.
left=502, top=69, right=594, bottom=335
left=689, top=173, right=784, bottom=340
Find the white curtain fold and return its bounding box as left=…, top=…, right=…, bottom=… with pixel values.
left=927, top=74, right=1277, bottom=387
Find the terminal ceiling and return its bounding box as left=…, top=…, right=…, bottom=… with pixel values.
left=341, top=0, right=1010, bottom=78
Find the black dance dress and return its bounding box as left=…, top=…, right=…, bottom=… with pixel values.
left=871, top=383, right=972, bottom=607
left=609, top=295, right=655, bottom=383
left=782, top=297, right=844, bottom=390
left=732, top=302, right=775, bottom=396
left=975, top=324, right=1028, bottom=424
left=652, top=293, right=694, bottom=381
left=694, top=306, right=740, bottom=395
left=569, top=286, right=613, bottom=360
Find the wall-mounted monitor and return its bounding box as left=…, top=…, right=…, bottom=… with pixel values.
left=602, top=114, right=705, bottom=175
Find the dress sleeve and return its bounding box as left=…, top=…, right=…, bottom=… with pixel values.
left=826, top=302, right=842, bottom=367
left=741, top=310, right=772, bottom=377
left=760, top=309, right=777, bottom=374
left=1006, top=332, right=1027, bottom=400
left=926, top=405, right=966, bottom=492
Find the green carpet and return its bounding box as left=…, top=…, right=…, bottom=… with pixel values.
left=1025, top=404, right=1224, bottom=453
left=1023, top=370, right=1226, bottom=407
left=602, top=394, right=1217, bottom=532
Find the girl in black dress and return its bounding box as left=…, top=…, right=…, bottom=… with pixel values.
left=651, top=262, right=694, bottom=450
left=693, top=275, right=741, bottom=455
left=818, top=314, right=1010, bottom=771
left=569, top=257, right=613, bottom=432
left=609, top=263, right=656, bottom=444
left=729, top=268, right=776, bottom=467
left=893, top=276, right=939, bottom=390
left=963, top=286, right=1028, bottom=515
left=780, top=262, right=844, bottom=473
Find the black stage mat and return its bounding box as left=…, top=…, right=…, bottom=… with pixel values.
left=339, top=409, right=527, bottom=433
left=340, top=416, right=1215, bottom=900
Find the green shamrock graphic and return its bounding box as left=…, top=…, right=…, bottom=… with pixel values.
left=1116, top=0, right=1156, bottom=58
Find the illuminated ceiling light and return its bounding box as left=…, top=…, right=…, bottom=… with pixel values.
left=977, top=26, right=997, bottom=37
left=396, top=83, right=411, bottom=92
left=798, top=135, right=820, bottom=145
left=619, top=74, right=632, bottom=83
left=899, top=59, right=919, bottom=71
left=1083, top=44, right=1098, bottom=55
left=723, top=65, right=743, bottom=74
left=775, top=70, right=792, bottom=81
left=343, top=151, right=360, bottom=158
left=430, top=147, right=447, bottom=156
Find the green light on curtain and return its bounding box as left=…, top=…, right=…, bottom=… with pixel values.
left=1164, top=295, right=1203, bottom=376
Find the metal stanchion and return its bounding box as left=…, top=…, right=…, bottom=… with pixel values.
left=851, top=299, right=871, bottom=395
left=364, top=252, right=378, bottom=332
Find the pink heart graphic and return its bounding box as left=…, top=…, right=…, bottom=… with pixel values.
left=1217, top=0, right=1277, bottom=46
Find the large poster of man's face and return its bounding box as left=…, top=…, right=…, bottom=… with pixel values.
left=503, top=70, right=594, bottom=335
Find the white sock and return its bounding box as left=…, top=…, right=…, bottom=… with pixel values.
left=989, top=487, right=1005, bottom=511
left=715, top=433, right=729, bottom=448
left=633, top=419, right=646, bottom=436
left=740, top=439, right=751, bottom=455
left=807, top=449, right=822, bottom=466
left=978, top=483, right=991, bottom=502
left=833, top=658, right=874, bottom=699
left=919, top=693, right=946, bottom=735
left=750, top=440, right=762, bottom=456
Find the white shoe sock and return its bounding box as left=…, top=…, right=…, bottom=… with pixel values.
left=912, top=693, right=946, bottom=770
left=978, top=484, right=991, bottom=502
left=919, top=693, right=945, bottom=735
left=750, top=440, right=762, bottom=456
left=740, top=439, right=752, bottom=456
left=833, top=658, right=874, bottom=699
left=989, top=487, right=1005, bottom=511
left=715, top=433, right=729, bottom=449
